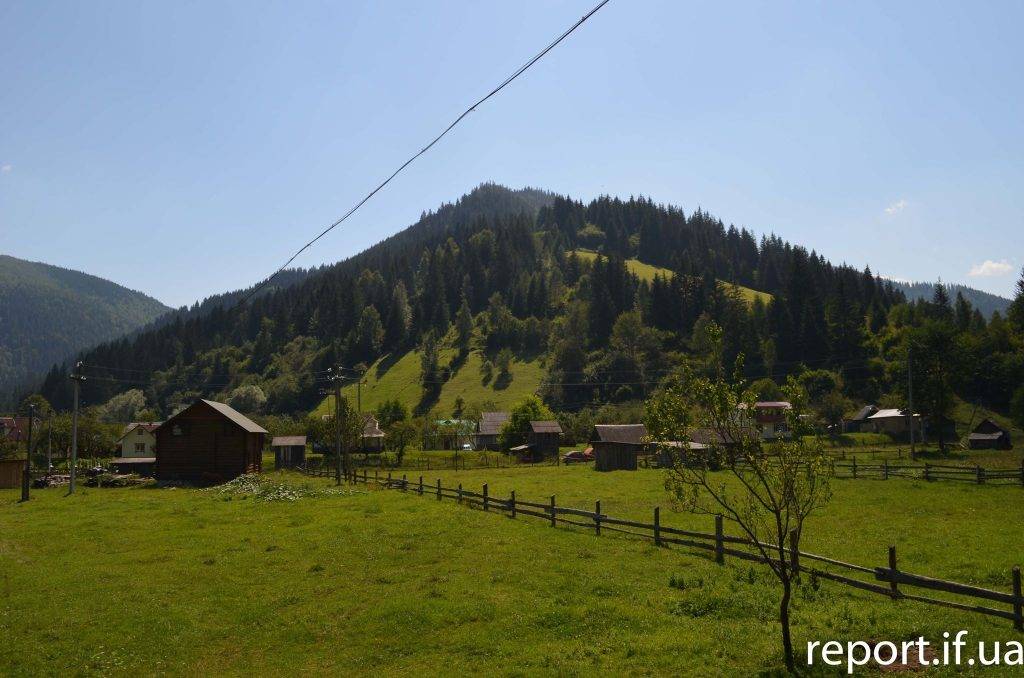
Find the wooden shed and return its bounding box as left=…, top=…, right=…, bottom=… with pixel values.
left=0, top=458, right=24, bottom=489
left=968, top=419, right=1012, bottom=450
left=154, top=400, right=267, bottom=485
left=592, top=424, right=648, bottom=472
left=272, top=436, right=307, bottom=469
left=476, top=411, right=510, bottom=451
left=528, top=420, right=562, bottom=459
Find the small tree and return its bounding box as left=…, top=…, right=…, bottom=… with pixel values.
left=645, top=323, right=833, bottom=673
left=385, top=420, right=418, bottom=466
left=500, top=396, right=553, bottom=450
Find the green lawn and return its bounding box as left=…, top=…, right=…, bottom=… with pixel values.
left=311, top=349, right=544, bottom=418
left=2, top=466, right=1021, bottom=675
left=570, top=249, right=772, bottom=306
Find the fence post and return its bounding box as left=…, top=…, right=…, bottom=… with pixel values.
left=1020, top=459, right=1024, bottom=487
left=510, top=490, right=516, bottom=518
left=483, top=483, right=489, bottom=512
left=402, top=474, right=407, bottom=491
left=852, top=456, right=857, bottom=479
left=458, top=482, right=463, bottom=504
left=436, top=478, right=441, bottom=500
left=375, top=469, right=379, bottom=484
left=923, top=463, right=930, bottom=482
left=654, top=507, right=661, bottom=547
left=594, top=500, right=601, bottom=536
left=883, top=458, right=889, bottom=480
left=418, top=475, right=424, bottom=495
left=888, top=546, right=900, bottom=599
left=550, top=495, right=556, bottom=527
left=715, top=514, right=724, bottom=564
left=788, top=529, right=799, bottom=579
left=976, top=465, right=983, bottom=485
left=1013, top=567, right=1022, bottom=632
left=363, top=469, right=368, bottom=484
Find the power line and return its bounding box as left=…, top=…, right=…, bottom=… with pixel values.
left=240, top=0, right=613, bottom=306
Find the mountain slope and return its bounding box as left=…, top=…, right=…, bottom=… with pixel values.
left=35, top=184, right=908, bottom=414
left=890, top=280, right=1011, bottom=317
left=0, top=255, right=170, bottom=401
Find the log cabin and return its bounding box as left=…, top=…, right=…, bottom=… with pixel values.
left=154, top=400, right=266, bottom=484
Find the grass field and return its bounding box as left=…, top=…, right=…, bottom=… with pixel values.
left=311, top=349, right=545, bottom=418
left=2, top=465, right=1022, bottom=676
left=570, top=249, right=773, bottom=306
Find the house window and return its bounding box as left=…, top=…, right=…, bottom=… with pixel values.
left=135, top=442, right=146, bottom=453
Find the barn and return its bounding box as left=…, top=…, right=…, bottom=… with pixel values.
left=592, top=424, right=648, bottom=472
left=968, top=419, right=1012, bottom=450
left=272, top=436, right=307, bottom=469
left=528, top=420, right=563, bottom=459
left=476, top=411, right=510, bottom=451
left=154, top=400, right=267, bottom=484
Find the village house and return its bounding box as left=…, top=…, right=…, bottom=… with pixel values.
left=865, top=408, right=923, bottom=439
left=154, top=399, right=266, bottom=484
left=0, top=416, right=39, bottom=444
left=968, top=419, right=1012, bottom=450
left=736, top=401, right=792, bottom=440
left=475, top=411, right=510, bottom=451
left=844, top=405, right=879, bottom=433
left=591, top=424, right=648, bottom=472
left=271, top=435, right=307, bottom=469
left=528, top=420, right=562, bottom=458
left=361, top=415, right=386, bottom=452
left=116, top=422, right=161, bottom=457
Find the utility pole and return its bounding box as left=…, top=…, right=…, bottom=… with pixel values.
left=327, top=367, right=343, bottom=486
left=46, top=417, right=52, bottom=475
left=907, top=347, right=916, bottom=460
left=69, top=362, right=86, bottom=494
left=21, top=404, right=35, bottom=502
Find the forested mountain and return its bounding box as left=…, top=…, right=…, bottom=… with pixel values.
left=32, top=183, right=1024, bottom=431
left=0, top=255, right=170, bottom=403
left=891, top=280, right=1010, bottom=318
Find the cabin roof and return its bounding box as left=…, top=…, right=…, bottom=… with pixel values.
left=592, top=424, right=648, bottom=444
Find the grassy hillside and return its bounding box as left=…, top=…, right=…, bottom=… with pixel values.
left=2, top=468, right=1019, bottom=675
left=0, top=255, right=170, bottom=400
left=313, top=349, right=545, bottom=418
left=571, top=250, right=772, bottom=306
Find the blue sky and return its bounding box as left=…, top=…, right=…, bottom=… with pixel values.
left=2, top=0, right=1021, bottom=307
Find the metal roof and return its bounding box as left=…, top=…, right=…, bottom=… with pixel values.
left=592, top=424, right=648, bottom=444
left=155, top=400, right=268, bottom=435
left=530, top=420, right=563, bottom=434
left=271, top=436, right=307, bottom=447
left=478, top=411, right=510, bottom=435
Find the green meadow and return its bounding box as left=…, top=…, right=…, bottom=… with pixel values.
left=2, top=465, right=1022, bottom=676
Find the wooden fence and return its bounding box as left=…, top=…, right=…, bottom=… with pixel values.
left=341, top=468, right=1024, bottom=632
left=832, top=458, right=1024, bottom=485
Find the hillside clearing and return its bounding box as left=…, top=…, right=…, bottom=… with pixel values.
left=570, top=249, right=773, bottom=306
left=312, top=349, right=544, bottom=418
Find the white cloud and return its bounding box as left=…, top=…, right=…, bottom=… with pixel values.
left=968, top=260, right=1014, bottom=277
left=884, top=199, right=907, bottom=215
left=0, top=164, right=11, bottom=174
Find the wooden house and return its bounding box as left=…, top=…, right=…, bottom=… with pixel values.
left=475, top=411, right=510, bottom=451
left=736, top=401, right=792, bottom=440
left=154, top=400, right=267, bottom=485
left=528, top=420, right=562, bottom=459
left=968, top=419, right=1012, bottom=450
left=272, top=435, right=307, bottom=469
left=866, top=409, right=923, bottom=439
left=592, top=424, right=648, bottom=472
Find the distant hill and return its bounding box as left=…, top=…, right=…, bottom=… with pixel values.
left=0, top=255, right=170, bottom=403
left=890, top=280, right=1011, bottom=318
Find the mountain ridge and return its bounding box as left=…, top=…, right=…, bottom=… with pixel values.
left=0, top=254, right=171, bottom=403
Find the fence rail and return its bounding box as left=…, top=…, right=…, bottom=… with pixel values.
left=341, top=468, right=1024, bottom=632
left=832, top=458, right=1024, bottom=485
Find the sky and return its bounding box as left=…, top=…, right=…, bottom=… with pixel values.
left=1, top=0, right=1022, bottom=308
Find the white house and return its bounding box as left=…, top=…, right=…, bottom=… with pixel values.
left=117, top=422, right=161, bottom=458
